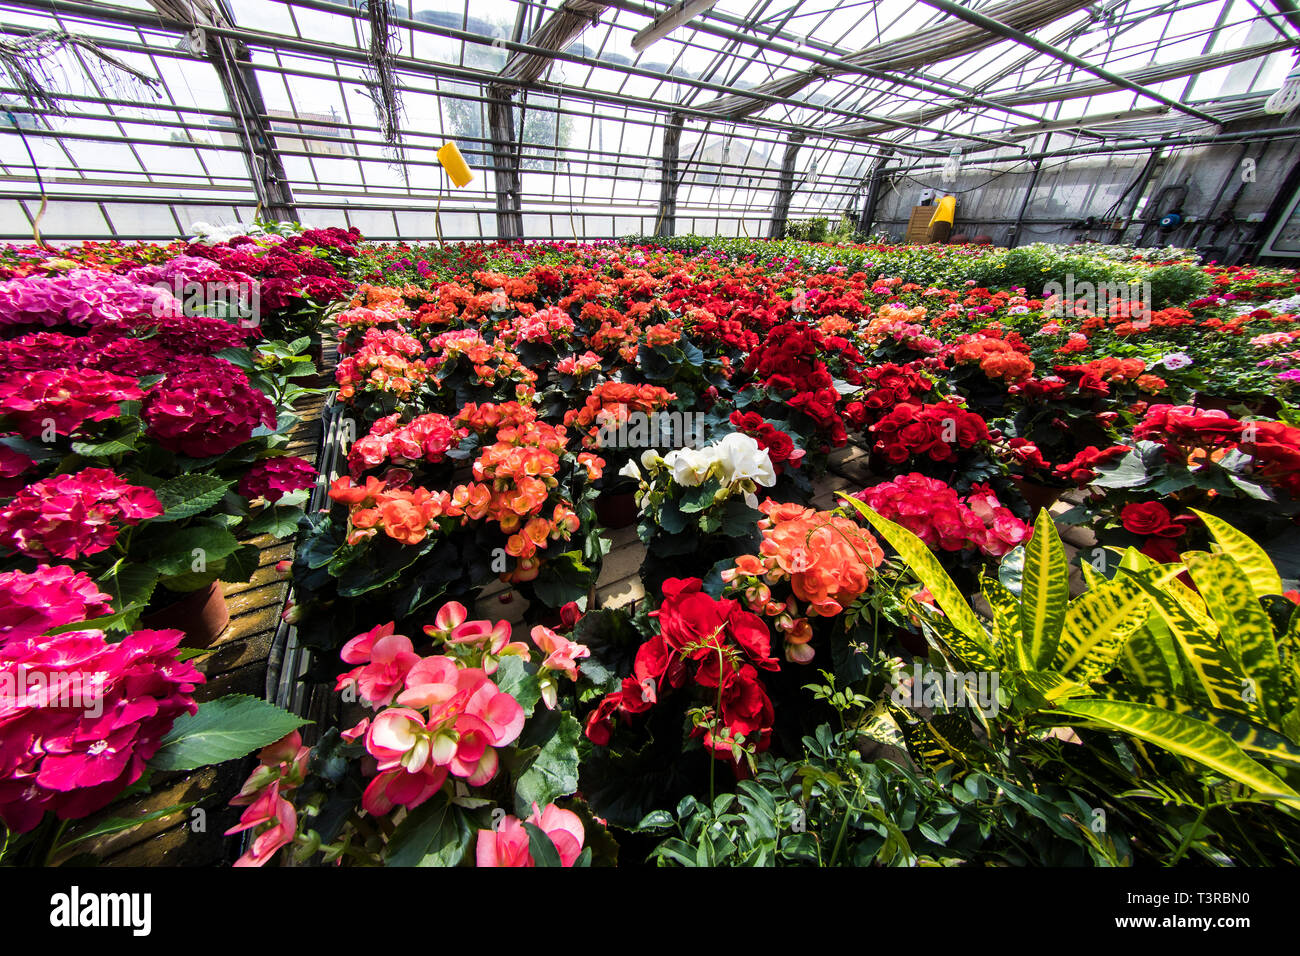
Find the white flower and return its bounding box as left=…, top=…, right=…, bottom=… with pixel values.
left=1161, top=352, right=1193, bottom=370
left=618, top=459, right=641, bottom=481
left=712, top=432, right=776, bottom=488
left=663, top=447, right=714, bottom=486
left=640, top=449, right=662, bottom=470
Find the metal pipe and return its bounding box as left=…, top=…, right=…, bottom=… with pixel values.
left=1009, top=133, right=1050, bottom=247
left=769, top=132, right=803, bottom=238
left=1268, top=0, right=1300, bottom=35
left=919, top=0, right=1225, bottom=128
left=0, top=22, right=918, bottom=166
left=881, top=122, right=1300, bottom=173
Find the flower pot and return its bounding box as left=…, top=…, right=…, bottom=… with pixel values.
left=140, top=581, right=230, bottom=647
left=1012, top=478, right=1063, bottom=517
left=594, top=490, right=639, bottom=530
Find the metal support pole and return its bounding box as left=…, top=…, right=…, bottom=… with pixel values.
left=1009, top=134, right=1049, bottom=247
left=1268, top=0, right=1300, bottom=35
left=656, top=113, right=683, bottom=238
left=770, top=131, right=805, bottom=239
left=206, top=35, right=297, bottom=221
left=858, top=148, right=893, bottom=236
left=487, top=84, right=524, bottom=240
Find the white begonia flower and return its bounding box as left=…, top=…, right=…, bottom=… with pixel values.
left=618, top=459, right=642, bottom=481
left=663, top=446, right=715, bottom=486
left=640, top=449, right=663, bottom=470
left=712, top=432, right=777, bottom=488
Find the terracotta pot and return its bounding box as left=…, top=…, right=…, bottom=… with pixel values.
left=140, top=581, right=230, bottom=647
left=594, top=490, right=639, bottom=530
left=1012, top=478, right=1064, bottom=517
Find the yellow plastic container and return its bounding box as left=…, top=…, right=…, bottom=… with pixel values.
left=929, top=194, right=956, bottom=227
left=436, top=142, right=474, bottom=187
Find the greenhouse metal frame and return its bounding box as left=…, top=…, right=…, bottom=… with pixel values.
left=1, top=0, right=1299, bottom=250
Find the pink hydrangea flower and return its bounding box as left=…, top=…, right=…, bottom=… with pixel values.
left=0, top=468, right=163, bottom=559
left=0, top=627, right=202, bottom=833
left=0, top=564, right=114, bottom=645
left=0, top=270, right=180, bottom=328
left=142, top=367, right=275, bottom=458
left=238, top=456, right=317, bottom=502
left=0, top=367, right=144, bottom=439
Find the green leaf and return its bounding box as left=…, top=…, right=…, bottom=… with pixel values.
left=1054, top=574, right=1151, bottom=682
left=1048, top=698, right=1300, bottom=809
left=1185, top=551, right=1283, bottom=726
left=219, top=544, right=261, bottom=584
left=152, top=474, right=233, bottom=523
left=679, top=477, right=721, bottom=514
left=53, top=802, right=197, bottom=855
left=150, top=525, right=242, bottom=576
left=840, top=494, right=996, bottom=668
left=513, top=712, right=582, bottom=817
left=1120, top=614, right=1184, bottom=696
left=635, top=810, right=675, bottom=830
left=523, top=821, right=564, bottom=867
left=1126, top=567, right=1259, bottom=721
left=1019, top=509, right=1070, bottom=669
left=71, top=418, right=142, bottom=457
left=98, top=562, right=158, bottom=616
left=531, top=550, right=594, bottom=608
left=149, top=694, right=310, bottom=771
left=1104, top=688, right=1300, bottom=772
left=382, top=793, right=474, bottom=867
left=213, top=347, right=255, bottom=371
left=1191, top=508, right=1283, bottom=600
left=494, top=655, right=542, bottom=718
left=247, top=505, right=305, bottom=538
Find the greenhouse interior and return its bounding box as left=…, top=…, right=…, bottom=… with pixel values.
left=3, top=0, right=1300, bottom=879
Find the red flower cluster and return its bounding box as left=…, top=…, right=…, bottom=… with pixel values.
left=585, top=578, right=776, bottom=764
left=1006, top=439, right=1132, bottom=486
left=143, top=367, right=276, bottom=458
left=870, top=401, right=989, bottom=465
left=744, top=322, right=848, bottom=446
left=729, top=411, right=804, bottom=473
left=0, top=368, right=144, bottom=439
left=0, top=627, right=203, bottom=833
left=238, top=456, right=318, bottom=503
left=855, top=475, right=1028, bottom=557
left=1120, top=501, right=1194, bottom=538
left=0, top=564, right=114, bottom=645
left=1133, top=404, right=1244, bottom=455
left=1239, top=420, right=1300, bottom=497
left=0, top=468, right=163, bottom=559
left=347, top=412, right=465, bottom=477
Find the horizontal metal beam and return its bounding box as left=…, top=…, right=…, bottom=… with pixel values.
left=269, top=0, right=1012, bottom=148
left=600, top=0, right=1061, bottom=138
left=5, top=0, right=946, bottom=156
left=882, top=122, right=1300, bottom=176
left=919, top=0, right=1225, bottom=128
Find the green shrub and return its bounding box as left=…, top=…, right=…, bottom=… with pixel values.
left=1146, top=263, right=1212, bottom=308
